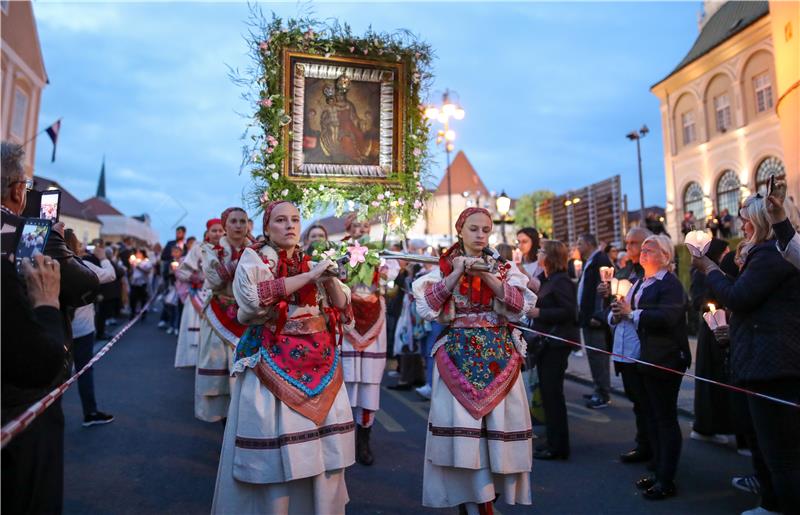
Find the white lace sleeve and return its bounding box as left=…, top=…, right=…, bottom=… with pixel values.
left=494, top=265, right=538, bottom=322
left=411, top=269, right=449, bottom=322
left=233, top=248, right=276, bottom=325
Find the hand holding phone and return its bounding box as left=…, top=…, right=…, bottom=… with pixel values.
left=15, top=218, right=53, bottom=274
left=21, top=253, right=61, bottom=309
left=765, top=176, right=788, bottom=225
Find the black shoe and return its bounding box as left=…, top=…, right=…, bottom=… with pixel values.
left=635, top=475, right=656, bottom=490
left=535, top=443, right=550, bottom=452
left=582, top=393, right=594, bottom=400
left=82, top=411, right=114, bottom=427
left=533, top=448, right=568, bottom=460
left=642, top=482, right=676, bottom=500
left=585, top=395, right=610, bottom=409
left=387, top=383, right=412, bottom=391
left=620, top=448, right=653, bottom=463
left=356, top=425, right=374, bottom=466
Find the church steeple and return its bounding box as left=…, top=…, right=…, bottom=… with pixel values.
left=96, top=156, right=107, bottom=201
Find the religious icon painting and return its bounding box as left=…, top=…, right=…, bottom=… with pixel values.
left=282, top=51, right=405, bottom=183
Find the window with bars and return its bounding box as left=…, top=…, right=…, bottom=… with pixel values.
left=714, top=94, right=732, bottom=132
left=755, top=156, right=785, bottom=194
left=683, top=182, right=704, bottom=220
left=753, top=73, right=773, bottom=114
left=681, top=111, right=696, bottom=145
left=716, top=170, right=742, bottom=235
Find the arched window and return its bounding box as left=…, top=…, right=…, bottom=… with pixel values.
left=716, top=170, right=742, bottom=235
left=683, top=182, right=704, bottom=221
left=755, top=156, right=785, bottom=194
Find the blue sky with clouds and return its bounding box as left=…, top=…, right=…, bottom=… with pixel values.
left=32, top=1, right=701, bottom=241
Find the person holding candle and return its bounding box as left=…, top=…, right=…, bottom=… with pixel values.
left=528, top=240, right=579, bottom=460
left=689, top=238, right=734, bottom=444
left=412, top=207, right=536, bottom=513
left=692, top=193, right=800, bottom=515
left=211, top=200, right=355, bottom=515
left=610, top=234, right=690, bottom=500
left=576, top=233, right=614, bottom=409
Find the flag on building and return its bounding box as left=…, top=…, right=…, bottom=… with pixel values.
left=45, top=119, right=61, bottom=162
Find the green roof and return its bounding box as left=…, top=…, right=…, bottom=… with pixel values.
left=655, top=1, right=769, bottom=86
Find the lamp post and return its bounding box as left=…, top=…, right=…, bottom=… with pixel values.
left=496, top=190, right=512, bottom=243
left=626, top=124, right=649, bottom=227
left=424, top=90, right=465, bottom=244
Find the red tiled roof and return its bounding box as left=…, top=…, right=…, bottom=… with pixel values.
left=83, top=196, right=123, bottom=217
left=434, top=151, right=489, bottom=197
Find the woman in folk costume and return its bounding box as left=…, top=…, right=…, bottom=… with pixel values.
left=195, top=208, right=249, bottom=422
left=211, top=200, right=355, bottom=515
left=174, top=219, right=224, bottom=368
left=340, top=213, right=388, bottom=465
left=412, top=207, right=536, bottom=514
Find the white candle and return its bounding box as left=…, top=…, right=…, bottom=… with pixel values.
left=708, top=303, right=716, bottom=313
left=573, top=259, right=583, bottom=277
left=599, top=266, right=615, bottom=283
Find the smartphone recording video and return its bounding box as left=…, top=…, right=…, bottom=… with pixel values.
left=39, top=190, right=61, bottom=222
left=15, top=219, right=53, bottom=273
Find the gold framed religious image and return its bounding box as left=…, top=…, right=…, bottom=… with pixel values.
left=283, top=51, right=405, bottom=183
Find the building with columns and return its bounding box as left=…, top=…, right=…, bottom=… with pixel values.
left=651, top=0, right=794, bottom=241
left=1, top=0, right=47, bottom=178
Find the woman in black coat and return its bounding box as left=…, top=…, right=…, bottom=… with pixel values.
left=612, top=234, right=691, bottom=500
left=693, top=194, right=800, bottom=515
left=689, top=238, right=733, bottom=439
left=529, top=240, right=579, bottom=461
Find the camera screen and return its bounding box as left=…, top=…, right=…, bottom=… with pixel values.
left=40, top=191, right=60, bottom=221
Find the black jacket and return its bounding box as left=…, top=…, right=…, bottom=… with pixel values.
left=635, top=272, right=692, bottom=376
left=1, top=259, right=69, bottom=419
left=533, top=271, right=580, bottom=349
left=578, top=251, right=612, bottom=327
left=706, top=240, right=800, bottom=385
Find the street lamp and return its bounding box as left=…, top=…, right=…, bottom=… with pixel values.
left=496, top=190, right=511, bottom=243
left=626, top=124, right=649, bottom=227
left=424, top=89, right=465, bottom=243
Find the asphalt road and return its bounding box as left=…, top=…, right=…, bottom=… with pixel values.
left=60, top=315, right=759, bottom=514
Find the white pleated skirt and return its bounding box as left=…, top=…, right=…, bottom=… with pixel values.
left=422, top=365, right=533, bottom=508
left=342, top=328, right=387, bottom=411
left=174, top=302, right=200, bottom=368
left=211, top=367, right=354, bottom=515
left=195, top=319, right=233, bottom=422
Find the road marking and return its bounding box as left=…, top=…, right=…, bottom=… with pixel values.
left=375, top=409, right=405, bottom=432
left=382, top=386, right=430, bottom=422
left=566, top=401, right=611, bottom=423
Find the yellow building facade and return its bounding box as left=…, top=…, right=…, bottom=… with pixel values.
left=651, top=1, right=795, bottom=241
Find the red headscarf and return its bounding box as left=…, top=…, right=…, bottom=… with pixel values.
left=440, top=207, right=495, bottom=307
left=220, top=207, right=246, bottom=228
left=261, top=200, right=292, bottom=231
left=455, top=207, right=492, bottom=234
left=206, top=218, right=222, bottom=230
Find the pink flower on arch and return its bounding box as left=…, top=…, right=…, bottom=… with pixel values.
left=412, top=148, right=422, bottom=157
left=413, top=199, right=423, bottom=209
left=347, top=241, right=369, bottom=267
left=260, top=98, right=273, bottom=108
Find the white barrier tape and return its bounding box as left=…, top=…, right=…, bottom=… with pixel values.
left=511, top=323, right=800, bottom=410
left=1, top=297, right=156, bottom=448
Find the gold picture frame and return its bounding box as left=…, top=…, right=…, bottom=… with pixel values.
left=282, top=50, right=405, bottom=184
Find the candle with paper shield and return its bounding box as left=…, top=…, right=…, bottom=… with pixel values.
left=599, top=266, right=614, bottom=283
left=703, top=303, right=728, bottom=330
left=684, top=230, right=712, bottom=258
left=610, top=277, right=633, bottom=299
left=573, top=259, right=583, bottom=277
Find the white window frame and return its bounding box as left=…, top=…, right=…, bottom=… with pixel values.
left=10, top=87, right=29, bottom=139
left=753, top=72, right=773, bottom=114
left=681, top=111, right=696, bottom=145
left=713, top=94, right=731, bottom=133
